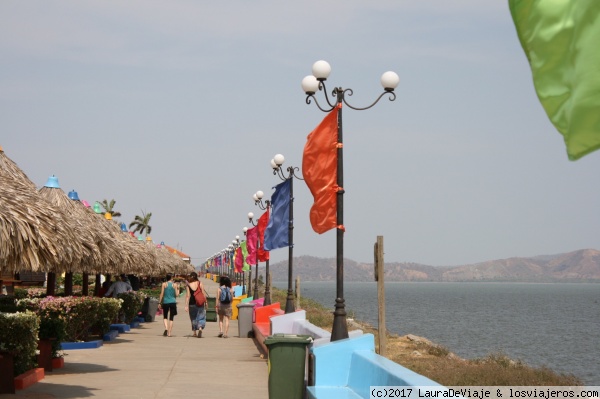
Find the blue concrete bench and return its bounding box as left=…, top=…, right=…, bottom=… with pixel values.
left=307, top=334, right=444, bottom=399
left=252, top=302, right=284, bottom=356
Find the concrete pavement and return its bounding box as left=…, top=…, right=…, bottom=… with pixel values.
left=1, top=277, right=268, bottom=399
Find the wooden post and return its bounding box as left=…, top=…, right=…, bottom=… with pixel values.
left=93, top=274, right=102, bottom=296
left=37, top=339, right=54, bottom=372
left=0, top=351, right=15, bottom=394
left=82, top=273, right=89, bottom=296
left=374, top=236, right=386, bottom=356
left=64, top=272, right=73, bottom=296
left=46, top=272, right=56, bottom=297
left=267, top=273, right=272, bottom=304
left=295, top=276, right=301, bottom=310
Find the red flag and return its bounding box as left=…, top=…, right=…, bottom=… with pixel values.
left=234, top=247, right=243, bottom=273
left=257, top=210, right=270, bottom=262
left=246, top=226, right=258, bottom=265
left=302, top=105, right=339, bottom=234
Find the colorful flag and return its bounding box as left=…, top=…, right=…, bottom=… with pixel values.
left=257, top=210, right=270, bottom=262
left=302, top=106, right=339, bottom=233
left=246, top=226, right=258, bottom=265
left=264, top=179, right=290, bottom=251
left=234, top=247, right=243, bottom=273
left=509, top=0, right=600, bottom=160
left=241, top=241, right=250, bottom=271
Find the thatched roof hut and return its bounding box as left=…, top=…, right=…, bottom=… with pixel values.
left=1, top=146, right=188, bottom=277
left=79, top=205, right=157, bottom=275
left=145, top=239, right=194, bottom=276
left=0, top=175, right=84, bottom=273
left=38, top=181, right=107, bottom=273
left=0, top=146, right=36, bottom=190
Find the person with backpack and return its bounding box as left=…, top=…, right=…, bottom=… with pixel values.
left=216, top=276, right=234, bottom=338
left=184, top=272, right=208, bottom=338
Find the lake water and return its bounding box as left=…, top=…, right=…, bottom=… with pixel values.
left=273, top=281, right=600, bottom=385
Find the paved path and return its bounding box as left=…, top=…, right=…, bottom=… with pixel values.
left=1, top=278, right=268, bottom=399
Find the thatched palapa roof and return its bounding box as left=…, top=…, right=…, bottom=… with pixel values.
left=0, top=175, right=84, bottom=273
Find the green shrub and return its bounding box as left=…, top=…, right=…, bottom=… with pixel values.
left=139, top=288, right=160, bottom=300
left=18, top=296, right=121, bottom=342
left=14, top=288, right=29, bottom=299
left=38, top=316, right=67, bottom=358
left=0, top=296, right=17, bottom=313
left=117, top=291, right=145, bottom=323
left=0, top=311, right=39, bottom=375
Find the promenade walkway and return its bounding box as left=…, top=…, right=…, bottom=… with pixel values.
left=1, top=277, right=268, bottom=399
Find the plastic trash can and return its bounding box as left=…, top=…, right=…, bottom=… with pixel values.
left=236, top=302, right=256, bottom=338
left=141, top=297, right=159, bottom=322
left=264, top=334, right=313, bottom=399
left=206, top=296, right=217, bottom=322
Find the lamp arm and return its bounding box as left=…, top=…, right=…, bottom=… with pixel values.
left=305, top=94, right=335, bottom=113
left=273, top=167, right=288, bottom=181
left=342, top=89, right=397, bottom=111
left=288, top=166, right=304, bottom=181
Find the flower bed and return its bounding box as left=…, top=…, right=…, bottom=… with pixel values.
left=17, top=296, right=121, bottom=343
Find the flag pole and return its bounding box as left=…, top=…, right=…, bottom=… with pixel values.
left=302, top=60, right=399, bottom=341
left=286, top=176, right=295, bottom=313
left=332, top=93, right=348, bottom=340
left=270, top=157, right=303, bottom=314
left=253, top=194, right=272, bottom=305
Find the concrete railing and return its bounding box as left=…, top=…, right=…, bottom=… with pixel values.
left=270, top=310, right=363, bottom=347
left=307, top=334, right=444, bottom=399
left=251, top=303, right=285, bottom=355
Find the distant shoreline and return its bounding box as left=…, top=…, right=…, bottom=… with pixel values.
left=274, top=279, right=600, bottom=284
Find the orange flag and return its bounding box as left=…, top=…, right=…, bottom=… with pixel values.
left=302, top=105, right=339, bottom=234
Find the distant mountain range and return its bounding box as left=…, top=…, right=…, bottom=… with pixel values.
left=267, top=249, right=600, bottom=282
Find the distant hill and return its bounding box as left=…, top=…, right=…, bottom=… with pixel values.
left=267, top=249, right=600, bottom=282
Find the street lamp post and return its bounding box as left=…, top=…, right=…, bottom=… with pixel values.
left=227, top=244, right=234, bottom=282
left=271, top=154, right=303, bottom=314
left=253, top=191, right=272, bottom=305
left=302, top=60, right=399, bottom=341
left=247, top=211, right=260, bottom=300
left=243, top=227, right=252, bottom=297
left=234, top=236, right=245, bottom=294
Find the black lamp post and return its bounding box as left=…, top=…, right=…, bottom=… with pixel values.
left=271, top=154, right=303, bottom=314
left=242, top=227, right=253, bottom=297
left=233, top=236, right=245, bottom=294
left=253, top=191, right=272, bottom=305
left=247, top=212, right=261, bottom=300
left=302, top=60, right=399, bottom=341
left=227, top=244, right=235, bottom=283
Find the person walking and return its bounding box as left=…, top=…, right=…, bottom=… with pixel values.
left=216, top=276, right=234, bottom=338
left=158, top=273, right=179, bottom=337
left=185, top=272, right=208, bottom=338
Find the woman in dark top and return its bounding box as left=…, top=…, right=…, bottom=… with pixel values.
left=185, top=272, right=208, bottom=337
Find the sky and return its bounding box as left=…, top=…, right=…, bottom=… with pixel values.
left=1, top=1, right=599, bottom=268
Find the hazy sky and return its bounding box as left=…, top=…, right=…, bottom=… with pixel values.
left=1, top=1, right=599, bottom=268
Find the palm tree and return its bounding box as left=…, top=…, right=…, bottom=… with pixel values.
left=100, top=199, right=122, bottom=218
left=129, top=211, right=152, bottom=237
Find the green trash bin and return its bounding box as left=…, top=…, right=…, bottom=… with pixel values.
left=264, top=334, right=313, bottom=399
left=206, top=296, right=217, bottom=322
